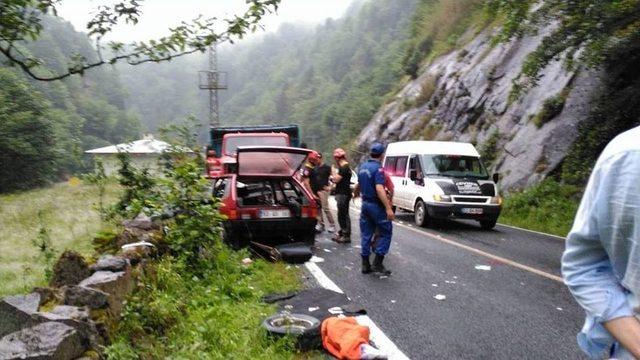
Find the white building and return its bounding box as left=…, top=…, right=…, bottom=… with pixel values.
left=85, top=135, right=191, bottom=175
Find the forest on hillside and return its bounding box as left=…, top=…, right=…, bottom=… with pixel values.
left=0, top=16, right=140, bottom=192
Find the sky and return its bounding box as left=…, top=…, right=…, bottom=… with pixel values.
left=56, top=0, right=353, bottom=42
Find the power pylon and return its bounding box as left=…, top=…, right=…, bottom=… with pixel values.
left=199, top=43, right=227, bottom=127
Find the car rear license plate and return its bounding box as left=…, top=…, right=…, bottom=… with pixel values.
left=259, top=209, right=291, bottom=218
left=461, top=208, right=483, bottom=215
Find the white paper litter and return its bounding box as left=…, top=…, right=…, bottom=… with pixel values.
left=434, top=294, right=446, bottom=301
left=444, top=280, right=457, bottom=284
left=308, top=307, right=320, bottom=312
left=556, top=307, right=563, bottom=311
left=431, top=284, right=438, bottom=287
left=391, top=300, right=396, bottom=303
left=475, top=265, right=492, bottom=271
left=379, top=275, right=389, bottom=279
left=328, top=307, right=343, bottom=315
left=323, top=249, right=332, bottom=253
left=309, top=256, right=325, bottom=263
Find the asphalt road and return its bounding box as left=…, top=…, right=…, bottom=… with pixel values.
left=313, top=201, right=586, bottom=359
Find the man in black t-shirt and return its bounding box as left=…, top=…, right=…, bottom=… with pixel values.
left=330, top=148, right=352, bottom=243
left=311, top=153, right=336, bottom=233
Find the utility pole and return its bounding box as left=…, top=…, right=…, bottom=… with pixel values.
left=199, top=43, right=227, bottom=127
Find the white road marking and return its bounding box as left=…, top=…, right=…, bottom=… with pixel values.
left=345, top=205, right=564, bottom=283
left=303, top=262, right=410, bottom=360
left=496, top=222, right=567, bottom=240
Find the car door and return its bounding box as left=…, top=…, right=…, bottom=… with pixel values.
left=406, top=155, right=425, bottom=209
left=393, top=156, right=410, bottom=209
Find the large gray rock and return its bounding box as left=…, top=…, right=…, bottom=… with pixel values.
left=38, top=306, right=98, bottom=348
left=0, top=293, right=40, bottom=338
left=353, top=21, right=603, bottom=191
left=79, top=271, right=133, bottom=318
left=90, top=255, right=129, bottom=273
left=49, top=251, right=91, bottom=288
left=0, top=322, right=86, bottom=360
left=62, top=286, right=109, bottom=310
left=122, top=213, right=157, bottom=231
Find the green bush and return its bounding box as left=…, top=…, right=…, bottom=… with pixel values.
left=500, top=179, right=581, bottom=237
left=532, top=93, right=566, bottom=128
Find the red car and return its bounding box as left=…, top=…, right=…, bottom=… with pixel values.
left=212, top=146, right=318, bottom=250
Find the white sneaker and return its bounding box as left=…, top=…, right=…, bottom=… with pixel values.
left=327, top=225, right=336, bottom=233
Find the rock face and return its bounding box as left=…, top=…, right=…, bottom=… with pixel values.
left=63, top=286, right=109, bottom=310
left=0, top=293, right=41, bottom=338
left=0, top=322, right=86, bottom=360
left=90, top=255, right=129, bottom=273
left=79, top=271, right=133, bottom=318
left=354, top=25, right=602, bottom=191
left=50, top=251, right=91, bottom=288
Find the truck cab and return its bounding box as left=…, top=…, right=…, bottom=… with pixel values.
left=206, top=125, right=300, bottom=177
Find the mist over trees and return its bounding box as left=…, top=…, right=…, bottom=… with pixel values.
left=0, top=16, right=140, bottom=192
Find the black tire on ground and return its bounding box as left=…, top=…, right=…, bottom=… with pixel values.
left=414, top=200, right=430, bottom=227
left=480, top=219, right=498, bottom=230
left=262, top=313, right=322, bottom=350
left=222, top=227, right=242, bottom=250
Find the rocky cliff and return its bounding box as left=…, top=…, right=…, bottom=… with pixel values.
left=354, top=24, right=602, bottom=191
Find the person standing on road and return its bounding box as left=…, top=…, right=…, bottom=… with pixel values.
left=300, top=151, right=319, bottom=195
left=562, top=126, right=640, bottom=359
left=330, top=148, right=352, bottom=243
left=355, top=142, right=394, bottom=275
left=311, top=153, right=336, bottom=233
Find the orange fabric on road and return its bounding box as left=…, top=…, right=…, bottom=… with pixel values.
left=321, top=317, right=369, bottom=360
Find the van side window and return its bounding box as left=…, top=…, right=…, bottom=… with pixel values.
left=395, top=156, right=408, bottom=177
left=384, top=157, right=397, bottom=174
left=409, top=155, right=424, bottom=182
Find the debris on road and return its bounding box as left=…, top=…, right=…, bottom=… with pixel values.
left=323, top=249, right=332, bottom=253
left=556, top=307, right=563, bottom=311
left=310, top=256, right=325, bottom=263
left=475, top=265, right=492, bottom=271
left=431, top=284, right=438, bottom=287
left=434, top=294, right=446, bottom=301
left=391, top=300, right=396, bottom=303
left=308, top=307, right=320, bottom=312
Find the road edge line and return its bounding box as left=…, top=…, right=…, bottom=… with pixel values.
left=496, top=222, right=567, bottom=241
left=304, top=262, right=411, bottom=360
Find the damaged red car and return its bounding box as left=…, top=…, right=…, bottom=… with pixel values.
left=212, top=146, right=318, bottom=250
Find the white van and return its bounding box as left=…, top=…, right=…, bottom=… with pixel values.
left=383, top=141, right=501, bottom=230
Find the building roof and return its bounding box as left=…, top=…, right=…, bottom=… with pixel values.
left=385, top=141, right=480, bottom=157
left=85, top=137, right=191, bottom=154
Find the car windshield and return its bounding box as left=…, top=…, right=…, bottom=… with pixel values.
left=237, top=149, right=308, bottom=177
left=422, top=154, right=489, bottom=179
left=224, top=136, right=288, bottom=155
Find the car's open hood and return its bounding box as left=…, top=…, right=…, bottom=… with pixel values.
left=236, top=146, right=311, bottom=177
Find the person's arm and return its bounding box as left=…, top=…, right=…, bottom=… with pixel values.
left=376, top=184, right=394, bottom=220
left=604, top=317, right=640, bottom=358
left=562, top=151, right=640, bottom=356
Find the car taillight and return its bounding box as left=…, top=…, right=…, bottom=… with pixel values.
left=301, top=206, right=317, bottom=218
left=227, top=210, right=238, bottom=220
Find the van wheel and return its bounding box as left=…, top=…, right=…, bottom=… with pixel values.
left=480, top=219, right=497, bottom=230
left=414, top=200, right=429, bottom=227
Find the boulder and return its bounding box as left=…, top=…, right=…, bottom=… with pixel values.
left=38, top=306, right=98, bottom=347
left=122, top=213, right=157, bottom=231
left=50, top=251, right=91, bottom=288
left=0, top=293, right=41, bottom=338
left=0, top=322, right=86, bottom=360
left=90, top=255, right=128, bottom=273
left=79, top=271, right=133, bottom=318
left=62, top=286, right=109, bottom=310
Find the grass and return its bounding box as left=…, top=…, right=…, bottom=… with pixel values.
left=500, top=179, right=581, bottom=237
left=0, top=180, right=120, bottom=296
left=105, top=249, right=307, bottom=360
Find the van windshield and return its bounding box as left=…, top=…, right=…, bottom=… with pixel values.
left=422, top=155, right=489, bottom=179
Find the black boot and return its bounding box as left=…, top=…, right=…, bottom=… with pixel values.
left=372, top=254, right=392, bottom=276
left=361, top=255, right=372, bottom=274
